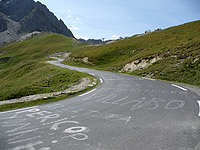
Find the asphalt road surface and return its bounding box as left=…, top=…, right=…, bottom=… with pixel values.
left=0, top=60, right=200, bottom=150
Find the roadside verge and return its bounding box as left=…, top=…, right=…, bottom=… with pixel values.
left=0, top=55, right=98, bottom=112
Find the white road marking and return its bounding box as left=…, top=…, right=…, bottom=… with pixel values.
left=0, top=106, right=39, bottom=114
left=89, top=73, right=95, bottom=76
left=142, top=77, right=155, bottom=81
left=99, top=78, right=103, bottom=84
left=197, top=100, right=200, bottom=116
left=79, top=89, right=96, bottom=97
left=171, top=84, right=188, bottom=91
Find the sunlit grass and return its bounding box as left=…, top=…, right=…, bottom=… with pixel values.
left=0, top=33, right=92, bottom=102
left=64, top=20, right=200, bottom=86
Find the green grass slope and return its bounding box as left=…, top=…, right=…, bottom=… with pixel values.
left=0, top=33, right=91, bottom=103
left=64, top=20, right=200, bottom=86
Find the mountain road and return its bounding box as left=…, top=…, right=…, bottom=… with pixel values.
left=0, top=60, right=200, bottom=150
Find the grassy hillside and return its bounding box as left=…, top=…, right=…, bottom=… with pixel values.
left=64, top=20, right=200, bottom=86
left=0, top=33, right=91, bottom=104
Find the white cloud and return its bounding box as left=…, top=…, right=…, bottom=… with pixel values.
left=112, top=35, right=121, bottom=40
left=73, top=18, right=82, bottom=24
left=69, top=25, right=80, bottom=31
left=67, top=15, right=82, bottom=24
left=75, top=35, right=89, bottom=40
left=67, top=15, right=73, bottom=18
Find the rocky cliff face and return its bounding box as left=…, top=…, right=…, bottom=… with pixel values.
left=0, top=15, right=8, bottom=32
left=0, top=12, right=21, bottom=46
left=0, top=0, right=74, bottom=46
left=0, top=0, right=35, bottom=22
left=20, top=2, right=74, bottom=37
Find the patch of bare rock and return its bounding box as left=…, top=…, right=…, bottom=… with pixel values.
left=121, top=56, right=162, bottom=72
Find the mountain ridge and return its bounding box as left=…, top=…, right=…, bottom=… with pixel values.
left=0, top=0, right=74, bottom=46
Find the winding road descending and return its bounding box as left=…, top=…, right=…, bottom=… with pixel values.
left=0, top=60, right=200, bottom=150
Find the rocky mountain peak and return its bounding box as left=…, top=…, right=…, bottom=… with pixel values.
left=0, top=0, right=74, bottom=46
left=0, top=0, right=35, bottom=22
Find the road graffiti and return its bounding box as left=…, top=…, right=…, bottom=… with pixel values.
left=8, top=141, right=50, bottom=150
left=144, top=89, right=187, bottom=96
left=164, top=100, right=185, bottom=109
left=0, top=106, right=90, bottom=150
left=0, top=105, right=133, bottom=150
left=82, top=93, right=186, bottom=110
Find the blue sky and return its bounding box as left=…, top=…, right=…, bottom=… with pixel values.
left=36, top=0, right=200, bottom=40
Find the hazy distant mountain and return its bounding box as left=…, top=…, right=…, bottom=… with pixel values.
left=78, top=38, right=113, bottom=45
left=0, top=0, right=74, bottom=46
